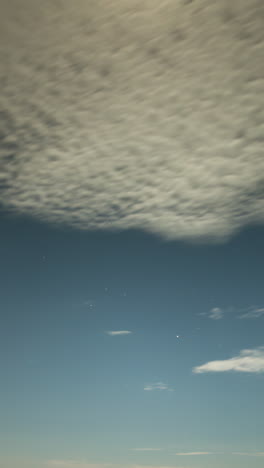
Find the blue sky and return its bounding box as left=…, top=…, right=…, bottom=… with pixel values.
left=1, top=216, right=263, bottom=468
left=1, top=1, right=264, bottom=467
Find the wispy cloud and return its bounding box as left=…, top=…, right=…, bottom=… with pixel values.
left=105, top=331, right=132, bottom=336
left=232, top=452, right=264, bottom=457
left=83, top=300, right=96, bottom=309
left=175, top=452, right=213, bottom=456
left=199, top=307, right=225, bottom=320
left=193, top=347, right=264, bottom=374
left=200, top=305, right=264, bottom=320
left=239, top=307, right=264, bottom=319
left=208, top=307, right=224, bottom=320
left=144, top=382, right=173, bottom=391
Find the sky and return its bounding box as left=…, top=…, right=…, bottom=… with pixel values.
left=1, top=217, right=264, bottom=468
left=0, top=1, right=264, bottom=468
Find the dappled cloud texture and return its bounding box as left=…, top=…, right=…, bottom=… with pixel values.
left=1, top=0, right=264, bottom=241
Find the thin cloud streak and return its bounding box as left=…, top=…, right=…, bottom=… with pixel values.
left=199, top=307, right=225, bottom=320
left=239, top=307, right=264, bottom=319
left=232, top=452, right=264, bottom=457
left=105, top=331, right=132, bottom=336
left=208, top=308, right=224, bottom=320
left=193, top=347, right=264, bottom=374
left=144, top=382, right=173, bottom=391
left=175, top=452, right=213, bottom=456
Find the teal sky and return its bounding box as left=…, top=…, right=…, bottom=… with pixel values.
left=1, top=1, right=264, bottom=467
left=1, top=215, right=263, bottom=468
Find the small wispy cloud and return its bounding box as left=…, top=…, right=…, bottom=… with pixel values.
left=208, top=307, right=224, bottom=320
left=199, top=307, right=225, bottom=320
left=175, top=452, right=213, bottom=456
left=193, top=347, right=264, bottom=374
left=105, top=331, right=132, bottom=336
left=239, top=307, right=264, bottom=319
left=144, top=382, right=173, bottom=391
left=232, top=452, right=264, bottom=457
left=200, top=305, right=264, bottom=320
left=83, top=300, right=96, bottom=309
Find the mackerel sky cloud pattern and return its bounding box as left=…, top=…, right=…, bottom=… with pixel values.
left=1, top=0, right=264, bottom=242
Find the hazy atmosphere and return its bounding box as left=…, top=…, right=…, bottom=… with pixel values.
left=0, top=1, right=263, bottom=468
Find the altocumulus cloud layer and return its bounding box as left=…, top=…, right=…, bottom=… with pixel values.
left=1, top=0, right=264, bottom=241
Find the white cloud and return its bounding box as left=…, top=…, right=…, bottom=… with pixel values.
left=144, top=382, right=173, bottom=391
left=208, top=308, right=224, bottom=320
left=105, top=330, right=132, bottom=336
left=193, top=347, right=264, bottom=374
left=239, top=307, right=264, bottom=319
left=175, top=452, right=212, bottom=456
left=199, top=307, right=225, bottom=320
left=0, top=1, right=264, bottom=242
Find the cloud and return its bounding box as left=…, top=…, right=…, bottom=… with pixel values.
left=0, top=0, right=264, bottom=242
left=144, top=382, right=173, bottom=391
left=83, top=300, right=96, bottom=309
left=175, top=452, right=212, bottom=456
left=199, top=307, right=224, bottom=320
left=239, top=307, right=264, bottom=319
left=105, top=330, right=132, bottom=336
left=232, top=452, right=264, bottom=457
left=208, top=308, right=224, bottom=320
left=193, top=347, right=264, bottom=374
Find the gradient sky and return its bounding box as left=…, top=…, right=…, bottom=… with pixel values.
left=1, top=1, right=264, bottom=467
left=1, top=214, right=264, bottom=468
